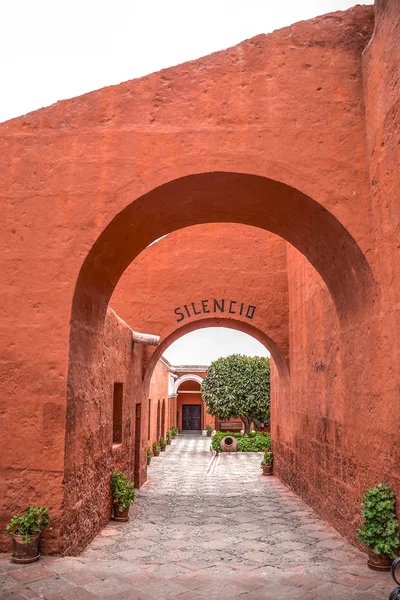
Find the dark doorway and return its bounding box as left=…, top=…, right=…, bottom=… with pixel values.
left=182, top=404, right=202, bottom=430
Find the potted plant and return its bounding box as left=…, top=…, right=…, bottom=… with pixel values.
left=166, top=431, right=172, bottom=445
left=110, top=470, right=136, bottom=522
left=6, top=506, right=50, bottom=563
left=357, top=483, right=399, bottom=571
left=206, top=424, right=213, bottom=437
left=260, top=449, right=273, bottom=475
left=171, top=426, right=179, bottom=438
left=147, top=447, right=154, bottom=465
left=159, top=436, right=167, bottom=452
left=152, top=441, right=161, bottom=456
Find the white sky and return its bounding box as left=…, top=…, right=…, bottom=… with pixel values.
left=0, top=0, right=372, bottom=123
left=1, top=0, right=373, bottom=364
left=163, top=328, right=270, bottom=366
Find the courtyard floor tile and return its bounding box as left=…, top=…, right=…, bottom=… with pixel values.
left=0, top=434, right=393, bottom=599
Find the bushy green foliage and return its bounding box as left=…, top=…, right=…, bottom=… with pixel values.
left=6, top=506, right=50, bottom=543
left=153, top=441, right=160, bottom=452
left=147, top=447, right=154, bottom=458
left=206, top=424, right=213, bottom=434
left=159, top=436, right=167, bottom=448
left=201, top=354, right=270, bottom=433
left=171, top=426, right=179, bottom=436
left=166, top=431, right=172, bottom=441
left=260, top=450, right=273, bottom=467
left=357, top=483, right=399, bottom=558
left=211, top=431, right=271, bottom=454
left=110, top=471, right=136, bottom=512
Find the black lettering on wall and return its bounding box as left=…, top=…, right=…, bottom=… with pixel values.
left=191, top=302, right=201, bottom=315
left=201, top=299, right=210, bottom=313
left=213, top=299, right=225, bottom=313
left=173, top=300, right=257, bottom=322
left=174, top=307, right=185, bottom=323
left=246, top=305, right=256, bottom=319
left=229, top=300, right=237, bottom=314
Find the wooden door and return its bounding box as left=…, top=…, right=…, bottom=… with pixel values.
left=182, top=404, right=202, bottom=430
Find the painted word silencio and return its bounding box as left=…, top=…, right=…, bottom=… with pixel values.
left=174, top=299, right=257, bottom=323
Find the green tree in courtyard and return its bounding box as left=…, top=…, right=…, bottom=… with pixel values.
left=201, top=354, right=270, bottom=434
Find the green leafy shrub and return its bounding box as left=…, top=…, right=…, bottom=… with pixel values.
left=6, top=506, right=50, bottom=543
left=110, top=471, right=136, bottom=512
left=166, top=431, right=172, bottom=441
left=159, top=436, right=167, bottom=448
left=206, top=424, right=213, bottom=434
left=211, top=431, right=271, bottom=453
left=147, top=447, right=154, bottom=458
left=171, top=426, right=179, bottom=436
left=260, top=450, right=273, bottom=467
left=153, top=441, right=160, bottom=452
left=357, top=483, right=399, bottom=558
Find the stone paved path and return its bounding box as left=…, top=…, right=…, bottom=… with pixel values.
left=0, top=434, right=394, bottom=599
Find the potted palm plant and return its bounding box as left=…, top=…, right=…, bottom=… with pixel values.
left=6, top=506, right=50, bottom=563
left=159, top=436, right=167, bottom=452
left=110, top=470, right=136, bottom=522
left=260, top=449, right=273, bottom=475
left=147, top=447, right=154, bottom=465
left=357, top=483, right=399, bottom=571
left=152, top=441, right=161, bottom=456
left=166, top=431, right=172, bottom=445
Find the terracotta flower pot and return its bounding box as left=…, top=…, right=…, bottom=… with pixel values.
left=167, top=439, right=171, bottom=445
left=262, top=465, right=273, bottom=476
left=367, top=548, right=393, bottom=571
left=11, top=533, right=41, bottom=564
left=207, top=432, right=212, bottom=437
left=153, top=449, right=160, bottom=457
left=147, top=456, right=151, bottom=466
left=160, top=446, right=166, bottom=452
left=111, top=503, right=130, bottom=522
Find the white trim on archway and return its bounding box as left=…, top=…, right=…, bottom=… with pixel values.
left=173, top=373, right=203, bottom=396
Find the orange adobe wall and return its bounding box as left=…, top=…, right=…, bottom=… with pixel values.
left=1, top=2, right=400, bottom=556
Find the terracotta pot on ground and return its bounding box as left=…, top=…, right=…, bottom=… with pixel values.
left=167, top=439, right=171, bottom=445
left=111, top=503, right=130, bottom=522
left=153, top=449, right=160, bottom=457
left=220, top=436, right=238, bottom=452
left=161, top=446, right=166, bottom=452
left=147, top=456, right=151, bottom=466
left=207, top=432, right=212, bottom=437
left=367, top=549, right=393, bottom=571
left=262, top=465, right=273, bottom=476
left=11, top=534, right=41, bottom=563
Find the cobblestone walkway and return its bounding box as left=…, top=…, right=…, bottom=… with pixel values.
left=1, top=435, right=393, bottom=599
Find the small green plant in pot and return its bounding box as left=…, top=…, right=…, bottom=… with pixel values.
left=171, top=426, right=179, bottom=438
left=206, top=424, right=213, bottom=437
left=147, top=447, right=154, bottom=465
left=260, top=448, right=273, bottom=476
left=357, top=483, right=399, bottom=571
left=166, top=431, right=172, bottom=445
left=110, top=470, right=136, bottom=522
left=152, top=441, right=161, bottom=456
left=7, top=506, right=50, bottom=563
left=159, top=436, right=167, bottom=451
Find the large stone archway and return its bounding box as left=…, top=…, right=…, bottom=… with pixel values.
left=2, top=2, right=400, bottom=559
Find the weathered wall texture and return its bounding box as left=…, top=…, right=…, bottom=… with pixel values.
left=62, top=308, right=144, bottom=555
left=2, top=1, right=400, bottom=556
